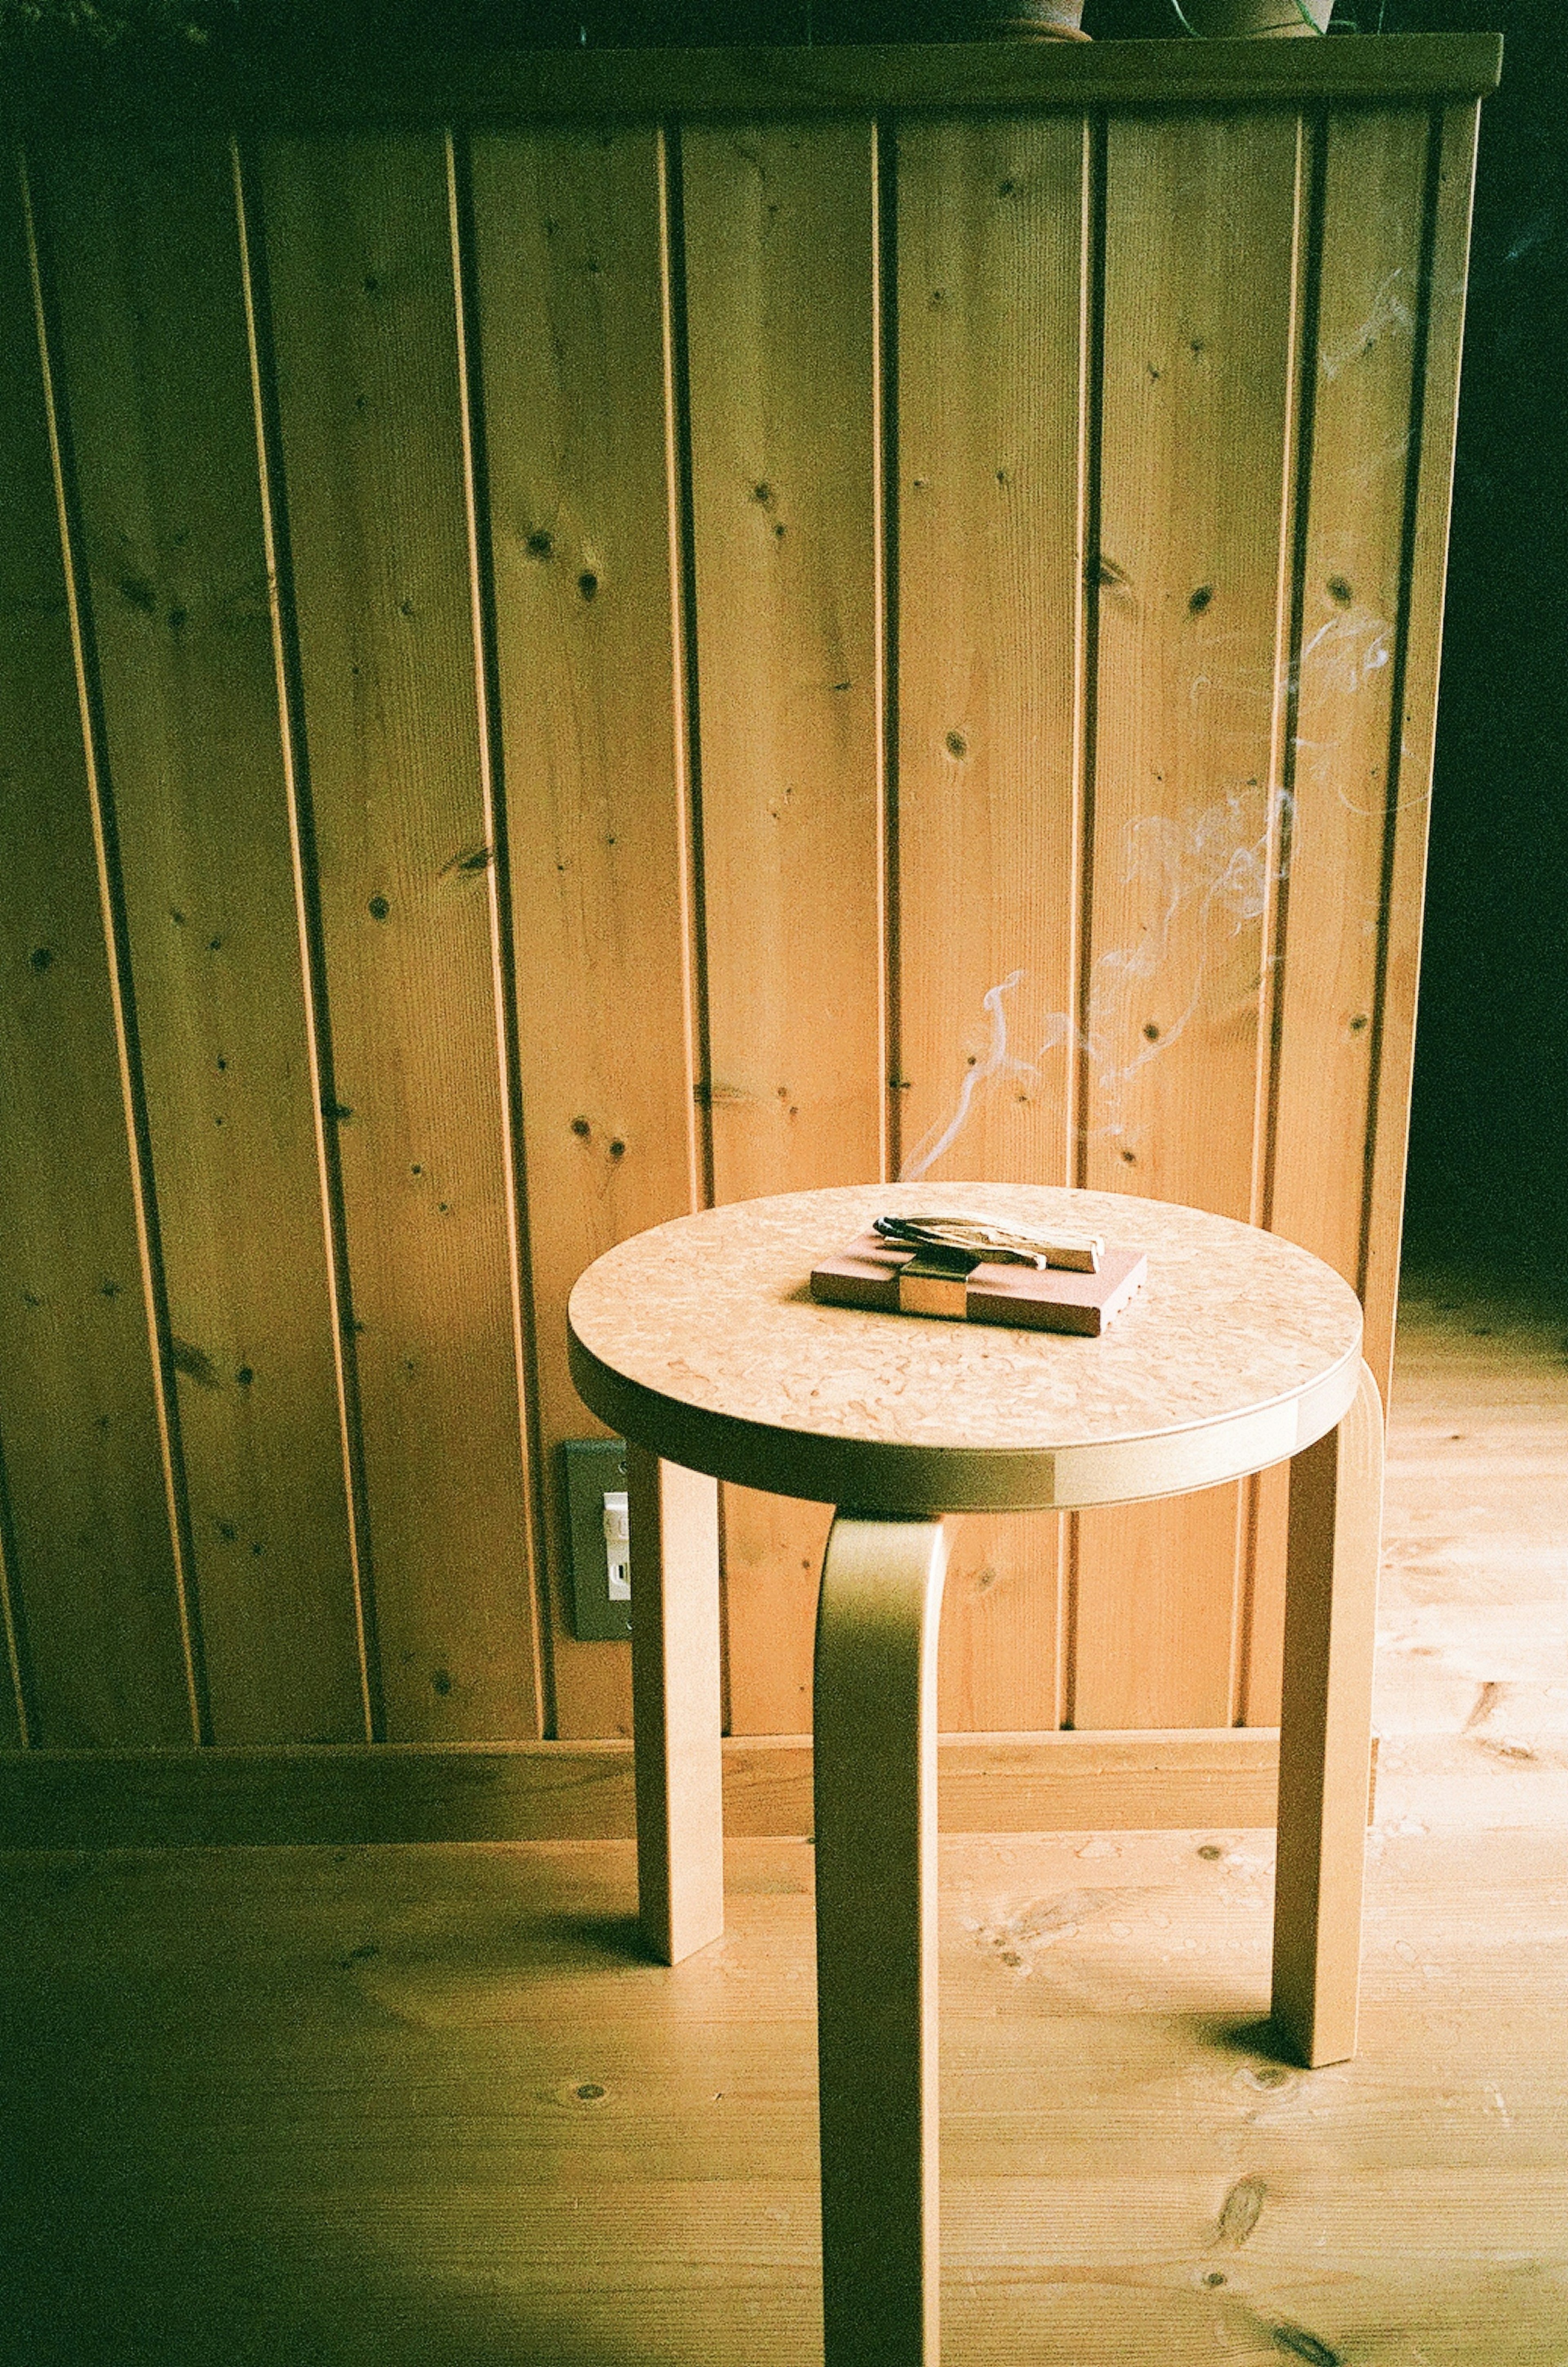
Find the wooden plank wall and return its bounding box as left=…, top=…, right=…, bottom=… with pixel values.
left=0, top=85, right=1478, bottom=1751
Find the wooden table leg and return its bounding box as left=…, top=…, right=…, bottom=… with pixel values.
left=627, top=1445, right=724, bottom=1966
left=1272, top=1358, right=1385, bottom=2068
left=814, top=1513, right=950, bottom=2367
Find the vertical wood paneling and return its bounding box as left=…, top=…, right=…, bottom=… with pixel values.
left=1074, top=114, right=1306, bottom=1730
left=1086, top=110, right=1305, bottom=1214
left=895, top=115, right=1091, bottom=1731
left=1360, top=102, right=1481, bottom=1392
left=469, top=126, right=700, bottom=1741
left=1249, top=109, right=1432, bottom=1726
left=258, top=132, right=541, bottom=1743
left=682, top=122, right=882, bottom=1735
left=896, top=116, right=1089, bottom=1193
left=0, top=77, right=1482, bottom=1761
left=1270, top=111, right=1430, bottom=1297
left=38, top=138, right=366, bottom=1745
left=0, top=159, right=192, bottom=1749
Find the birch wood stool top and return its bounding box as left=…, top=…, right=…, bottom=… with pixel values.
left=568, top=1182, right=1384, bottom=2367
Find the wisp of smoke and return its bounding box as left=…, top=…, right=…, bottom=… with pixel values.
left=898, top=783, right=1292, bottom=1181
left=899, top=969, right=1027, bottom=1184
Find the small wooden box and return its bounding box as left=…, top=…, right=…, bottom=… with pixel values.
left=810, top=1233, right=1148, bottom=1337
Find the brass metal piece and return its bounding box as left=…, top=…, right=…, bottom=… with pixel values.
left=896, top=1259, right=971, bottom=1321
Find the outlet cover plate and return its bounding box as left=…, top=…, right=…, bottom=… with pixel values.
left=564, top=1438, right=631, bottom=1640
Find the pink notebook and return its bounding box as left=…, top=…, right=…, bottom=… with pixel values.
left=810, top=1232, right=1147, bottom=1338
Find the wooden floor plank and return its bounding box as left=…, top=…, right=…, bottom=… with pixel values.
left=0, top=1284, right=1561, bottom=2363
left=2, top=1825, right=1565, bottom=2367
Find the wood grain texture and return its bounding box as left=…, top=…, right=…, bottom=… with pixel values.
left=0, top=1724, right=1329, bottom=1846
left=468, top=125, right=699, bottom=1743
left=38, top=137, right=365, bottom=1745
left=8, top=1825, right=1565, bottom=2366
left=0, top=71, right=1486, bottom=1763
left=1087, top=107, right=1305, bottom=1216
left=718, top=1484, right=832, bottom=1735
left=814, top=1514, right=948, bottom=2367
left=1252, top=111, right=1479, bottom=1730
left=1250, top=109, right=1431, bottom=1727
left=681, top=121, right=883, bottom=1736
left=568, top=1183, right=1363, bottom=1518
left=1372, top=1268, right=1568, bottom=1830
left=1273, top=1358, right=1384, bottom=2066
left=1270, top=109, right=1430, bottom=1326
left=1240, top=1456, right=1292, bottom=1728
left=894, top=118, right=1089, bottom=1734
left=1074, top=111, right=1307, bottom=1731
left=0, top=157, right=192, bottom=1749
left=682, top=120, right=882, bottom=1201
left=628, top=1446, right=723, bottom=1963
left=258, top=130, right=541, bottom=1743
left=937, top=1508, right=1064, bottom=1734
left=894, top=113, right=1088, bottom=1196
left=1360, top=102, right=1482, bottom=1393
left=1073, top=1484, right=1251, bottom=1732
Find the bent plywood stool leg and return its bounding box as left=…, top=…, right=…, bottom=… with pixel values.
left=813, top=1514, right=950, bottom=2367
left=627, top=1445, right=724, bottom=1965
left=1272, top=1359, right=1385, bottom=2068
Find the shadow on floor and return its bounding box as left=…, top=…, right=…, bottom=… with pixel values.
left=0, top=1847, right=811, bottom=2367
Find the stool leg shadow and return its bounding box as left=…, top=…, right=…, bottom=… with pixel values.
left=814, top=1512, right=950, bottom=2367
left=1272, top=1357, right=1385, bottom=2068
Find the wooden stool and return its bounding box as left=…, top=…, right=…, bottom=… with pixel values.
left=568, top=1182, right=1382, bottom=2367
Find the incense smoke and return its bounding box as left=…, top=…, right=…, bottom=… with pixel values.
left=898, top=782, right=1293, bottom=1181
left=899, top=969, right=1029, bottom=1184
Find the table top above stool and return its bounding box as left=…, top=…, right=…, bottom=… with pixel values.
left=567, top=1184, right=1364, bottom=1516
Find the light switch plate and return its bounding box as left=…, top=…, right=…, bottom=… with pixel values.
left=564, top=1438, right=632, bottom=1640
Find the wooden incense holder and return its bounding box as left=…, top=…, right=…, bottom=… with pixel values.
left=811, top=1231, right=1147, bottom=1338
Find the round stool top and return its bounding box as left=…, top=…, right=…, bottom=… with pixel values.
left=567, top=1183, right=1363, bottom=1515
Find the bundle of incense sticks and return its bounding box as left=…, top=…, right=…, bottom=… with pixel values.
left=871, top=1214, right=1104, bottom=1274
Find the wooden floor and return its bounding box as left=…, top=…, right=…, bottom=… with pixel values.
left=1374, top=1263, right=1568, bottom=1833
left=3, top=1275, right=1565, bottom=2367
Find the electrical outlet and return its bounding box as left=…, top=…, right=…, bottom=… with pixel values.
left=564, top=1438, right=633, bottom=1640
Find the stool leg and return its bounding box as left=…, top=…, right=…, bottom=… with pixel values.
left=814, top=1513, right=950, bottom=2367
left=627, top=1445, right=724, bottom=1966
left=1272, top=1358, right=1385, bottom=2067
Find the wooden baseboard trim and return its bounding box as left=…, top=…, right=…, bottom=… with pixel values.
left=0, top=1729, right=1376, bottom=1849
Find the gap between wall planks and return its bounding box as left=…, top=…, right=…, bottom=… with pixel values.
left=0, top=70, right=1484, bottom=1753
left=254, top=130, right=544, bottom=1745
left=35, top=136, right=366, bottom=1748
left=0, top=158, right=193, bottom=1750
left=1074, top=108, right=1307, bottom=1732
left=680, top=120, right=885, bottom=1741
left=1356, top=102, right=1483, bottom=1397
left=466, top=124, right=702, bottom=1744
left=895, top=114, right=1090, bottom=1734
left=1252, top=105, right=1434, bottom=1723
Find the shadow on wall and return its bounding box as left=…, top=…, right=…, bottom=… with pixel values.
left=1396, top=0, right=1568, bottom=1277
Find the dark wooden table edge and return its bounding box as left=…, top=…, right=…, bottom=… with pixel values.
left=3, top=32, right=1502, bottom=137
